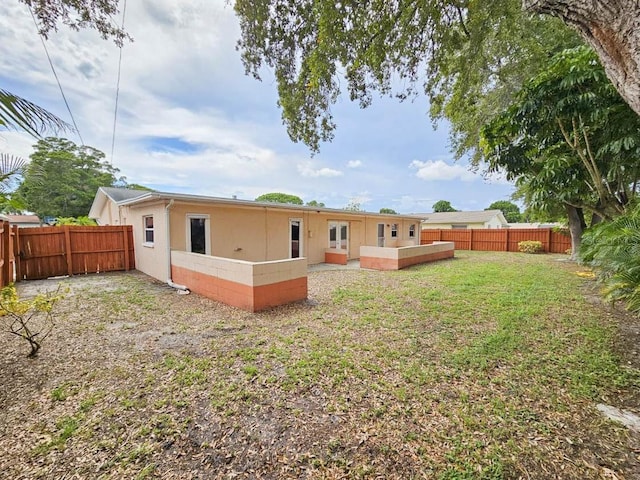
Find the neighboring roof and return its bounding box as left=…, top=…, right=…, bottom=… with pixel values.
left=5, top=214, right=40, bottom=224
left=418, top=210, right=507, bottom=224
left=88, top=187, right=151, bottom=219
left=100, top=186, right=150, bottom=203
left=90, top=187, right=425, bottom=220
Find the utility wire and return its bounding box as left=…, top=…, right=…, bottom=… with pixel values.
left=111, top=0, right=128, bottom=163
left=29, top=7, right=84, bottom=145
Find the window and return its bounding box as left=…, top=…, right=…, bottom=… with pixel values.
left=451, top=224, right=468, bottom=229
left=409, top=224, right=416, bottom=238
left=391, top=223, right=398, bottom=238
left=143, top=215, right=154, bottom=245
left=187, top=214, right=211, bottom=255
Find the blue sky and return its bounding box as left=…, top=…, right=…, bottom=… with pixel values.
left=0, top=0, right=515, bottom=214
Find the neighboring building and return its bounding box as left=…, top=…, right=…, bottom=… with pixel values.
left=419, top=210, right=508, bottom=229
left=506, top=222, right=562, bottom=229
left=5, top=214, right=41, bottom=228
left=89, top=187, right=425, bottom=311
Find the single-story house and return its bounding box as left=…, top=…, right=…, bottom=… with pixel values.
left=90, top=187, right=452, bottom=311
left=4, top=214, right=41, bottom=228
left=418, top=210, right=508, bottom=229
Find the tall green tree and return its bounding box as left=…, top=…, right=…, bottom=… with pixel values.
left=432, top=200, right=457, bottom=213
left=481, top=46, right=640, bottom=255
left=234, top=0, right=580, bottom=156
left=16, top=138, right=121, bottom=218
left=379, top=208, right=398, bottom=215
left=255, top=192, right=303, bottom=205
left=486, top=201, right=521, bottom=223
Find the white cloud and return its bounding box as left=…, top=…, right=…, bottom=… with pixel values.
left=297, top=162, right=343, bottom=178
left=409, top=159, right=477, bottom=182
left=347, top=159, right=362, bottom=168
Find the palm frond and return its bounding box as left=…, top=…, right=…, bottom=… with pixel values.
left=0, top=89, right=71, bottom=137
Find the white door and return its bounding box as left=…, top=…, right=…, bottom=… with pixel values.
left=377, top=223, right=385, bottom=247
left=329, top=222, right=348, bottom=254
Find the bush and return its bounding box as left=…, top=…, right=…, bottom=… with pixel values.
left=0, top=284, right=66, bottom=357
left=579, top=205, right=640, bottom=313
left=518, top=240, right=543, bottom=254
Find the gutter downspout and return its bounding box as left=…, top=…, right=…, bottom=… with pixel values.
left=165, top=199, right=190, bottom=293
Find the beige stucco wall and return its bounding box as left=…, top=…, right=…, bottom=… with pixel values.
left=124, top=202, right=169, bottom=282
left=94, top=198, right=123, bottom=226
left=107, top=197, right=422, bottom=277
left=165, top=202, right=420, bottom=266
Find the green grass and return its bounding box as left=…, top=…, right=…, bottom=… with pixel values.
left=13, top=252, right=640, bottom=479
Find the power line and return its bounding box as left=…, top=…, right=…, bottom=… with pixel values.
left=111, top=0, right=128, bottom=163
left=29, top=7, right=84, bottom=145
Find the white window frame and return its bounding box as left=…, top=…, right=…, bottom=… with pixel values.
left=409, top=224, right=416, bottom=238
left=186, top=214, right=211, bottom=255
left=143, top=215, right=154, bottom=247
left=391, top=223, right=398, bottom=238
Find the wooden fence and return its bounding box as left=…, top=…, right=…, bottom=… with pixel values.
left=420, top=228, right=571, bottom=253
left=0, top=220, right=16, bottom=288
left=15, top=225, right=135, bottom=281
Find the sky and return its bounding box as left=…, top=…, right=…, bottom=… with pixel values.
left=0, top=0, right=516, bottom=214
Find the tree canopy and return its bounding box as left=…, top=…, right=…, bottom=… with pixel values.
left=306, top=200, right=325, bottom=207
left=379, top=208, right=398, bottom=215
left=481, top=46, right=640, bottom=253
left=234, top=0, right=580, bottom=157
left=16, top=138, right=121, bottom=218
left=486, top=201, right=521, bottom=223
left=255, top=192, right=304, bottom=205
left=432, top=200, right=457, bottom=213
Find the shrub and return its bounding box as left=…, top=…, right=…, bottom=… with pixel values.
left=579, top=205, right=640, bottom=313
left=518, top=240, right=543, bottom=254
left=0, top=284, right=66, bottom=357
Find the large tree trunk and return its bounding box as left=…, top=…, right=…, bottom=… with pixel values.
left=523, top=0, right=640, bottom=116
left=566, top=203, right=586, bottom=260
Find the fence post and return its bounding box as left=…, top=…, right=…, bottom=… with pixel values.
left=546, top=228, right=552, bottom=253
left=123, top=226, right=130, bottom=271
left=1, top=221, right=8, bottom=287
left=64, top=226, right=73, bottom=276
left=469, top=229, right=474, bottom=251
left=505, top=228, right=510, bottom=252
left=14, top=226, right=21, bottom=282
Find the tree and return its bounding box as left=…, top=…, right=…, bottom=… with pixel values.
left=344, top=200, right=361, bottom=211
left=379, top=208, right=398, bottom=215
left=234, top=0, right=580, bottom=155
left=0, top=89, right=70, bottom=137
left=481, top=46, right=640, bottom=256
left=486, top=201, right=522, bottom=223
left=524, top=0, right=640, bottom=117
left=432, top=200, right=457, bottom=213
left=306, top=200, right=325, bottom=207
left=20, top=0, right=129, bottom=45
left=255, top=192, right=303, bottom=205
left=15, top=138, right=121, bottom=218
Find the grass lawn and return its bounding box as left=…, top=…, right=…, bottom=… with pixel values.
left=1, top=251, right=639, bottom=479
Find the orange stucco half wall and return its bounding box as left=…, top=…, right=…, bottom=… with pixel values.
left=170, top=251, right=308, bottom=312
left=172, top=265, right=307, bottom=312
left=360, top=242, right=454, bottom=271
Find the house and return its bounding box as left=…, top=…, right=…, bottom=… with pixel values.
left=4, top=214, right=41, bottom=228
left=89, top=187, right=438, bottom=311
left=419, top=210, right=508, bottom=229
